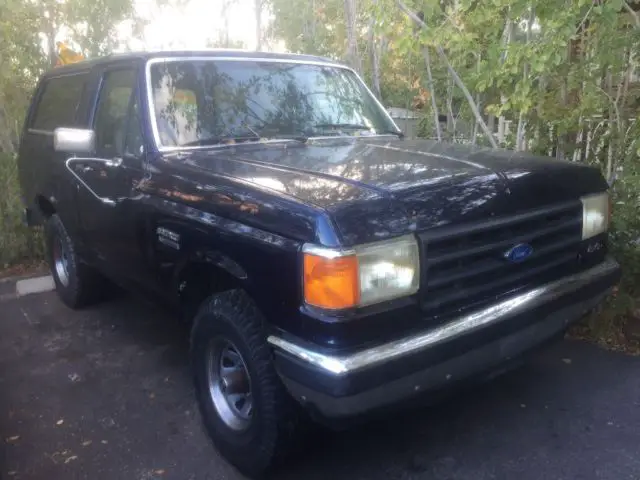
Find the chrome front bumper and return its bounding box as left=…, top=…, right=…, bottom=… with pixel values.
left=268, top=257, right=620, bottom=404
left=268, top=257, right=619, bottom=377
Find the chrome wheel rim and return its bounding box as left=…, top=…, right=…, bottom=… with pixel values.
left=207, top=338, right=253, bottom=431
left=53, top=237, right=70, bottom=287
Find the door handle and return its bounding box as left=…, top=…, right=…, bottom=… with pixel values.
left=106, top=157, right=123, bottom=168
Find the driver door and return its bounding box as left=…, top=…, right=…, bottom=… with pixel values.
left=72, top=66, right=150, bottom=286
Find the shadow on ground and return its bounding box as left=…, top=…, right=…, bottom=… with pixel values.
left=1, top=291, right=640, bottom=480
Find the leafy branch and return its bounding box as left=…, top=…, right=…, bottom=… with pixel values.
left=396, top=0, right=498, bottom=148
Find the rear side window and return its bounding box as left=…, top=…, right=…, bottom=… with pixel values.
left=30, top=73, right=88, bottom=131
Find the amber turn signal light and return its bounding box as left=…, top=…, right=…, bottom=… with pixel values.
left=303, top=253, right=359, bottom=309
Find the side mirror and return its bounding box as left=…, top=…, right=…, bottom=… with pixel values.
left=53, top=127, right=95, bottom=154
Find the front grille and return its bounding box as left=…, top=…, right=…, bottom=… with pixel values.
left=419, top=201, right=584, bottom=316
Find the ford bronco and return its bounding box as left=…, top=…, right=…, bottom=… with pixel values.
left=17, top=50, right=621, bottom=477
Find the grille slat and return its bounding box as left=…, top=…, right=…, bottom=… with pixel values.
left=427, top=234, right=581, bottom=290
left=422, top=252, right=577, bottom=311
left=419, top=201, right=584, bottom=316
left=426, top=216, right=581, bottom=265
left=422, top=200, right=582, bottom=243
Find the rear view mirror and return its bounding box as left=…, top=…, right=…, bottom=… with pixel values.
left=53, top=127, right=95, bottom=154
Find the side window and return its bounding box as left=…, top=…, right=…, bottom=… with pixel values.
left=30, top=73, right=88, bottom=131
left=124, top=95, right=144, bottom=157
left=93, top=69, right=136, bottom=158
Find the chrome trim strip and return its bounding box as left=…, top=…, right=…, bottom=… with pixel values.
left=302, top=243, right=356, bottom=259
left=302, top=233, right=419, bottom=259
left=159, top=138, right=303, bottom=153
left=308, top=134, right=399, bottom=142
left=143, top=56, right=401, bottom=153
left=268, top=257, right=620, bottom=376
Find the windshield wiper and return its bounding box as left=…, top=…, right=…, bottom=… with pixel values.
left=180, top=135, right=261, bottom=147
left=313, top=123, right=404, bottom=138
left=378, top=128, right=404, bottom=138
left=265, top=133, right=309, bottom=143
left=314, top=122, right=371, bottom=131
left=180, top=133, right=308, bottom=148
left=256, top=125, right=309, bottom=143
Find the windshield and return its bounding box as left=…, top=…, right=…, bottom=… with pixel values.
left=147, top=59, right=399, bottom=148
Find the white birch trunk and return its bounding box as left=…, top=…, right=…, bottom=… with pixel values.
left=344, top=0, right=362, bottom=73
left=516, top=7, right=534, bottom=152
left=498, top=16, right=513, bottom=145
left=422, top=47, right=442, bottom=141
left=254, top=0, right=262, bottom=50
left=368, top=4, right=381, bottom=98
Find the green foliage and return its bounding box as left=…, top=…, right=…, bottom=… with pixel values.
left=269, top=0, right=348, bottom=57
left=0, top=0, right=46, bottom=152
left=64, top=0, right=143, bottom=57
left=0, top=154, right=44, bottom=267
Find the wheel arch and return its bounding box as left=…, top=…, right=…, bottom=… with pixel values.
left=174, top=250, right=251, bottom=323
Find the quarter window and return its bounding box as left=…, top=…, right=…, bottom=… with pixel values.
left=30, top=73, right=88, bottom=131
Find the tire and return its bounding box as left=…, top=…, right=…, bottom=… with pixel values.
left=190, top=290, right=301, bottom=478
left=45, top=214, right=109, bottom=309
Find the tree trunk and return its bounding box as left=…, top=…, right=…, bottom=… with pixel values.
left=606, top=52, right=632, bottom=184
left=472, top=55, right=481, bottom=145
left=0, top=108, right=16, bottom=154
left=446, top=72, right=455, bottom=138
left=422, top=47, right=442, bottom=141
left=516, top=6, right=534, bottom=152
left=371, top=46, right=381, bottom=98
left=39, top=0, right=58, bottom=67
left=344, top=0, right=361, bottom=73
left=310, top=0, right=317, bottom=47
left=46, top=30, right=57, bottom=67
left=221, top=0, right=231, bottom=47
left=368, top=8, right=381, bottom=98
left=255, top=0, right=262, bottom=51
left=498, top=16, right=513, bottom=145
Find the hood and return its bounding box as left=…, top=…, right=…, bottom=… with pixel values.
left=170, top=137, right=607, bottom=245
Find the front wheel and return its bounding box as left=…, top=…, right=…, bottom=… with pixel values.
left=190, top=290, right=301, bottom=478
left=45, top=214, right=110, bottom=309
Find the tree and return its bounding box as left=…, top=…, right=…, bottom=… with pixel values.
left=0, top=0, right=46, bottom=153
left=0, top=0, right=148, bottom=154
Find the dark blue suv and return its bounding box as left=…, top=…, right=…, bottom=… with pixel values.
left=17, top=50, right=621, bottom=477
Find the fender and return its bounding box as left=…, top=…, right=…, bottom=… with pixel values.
left=172, top=248, right=249, bottom=292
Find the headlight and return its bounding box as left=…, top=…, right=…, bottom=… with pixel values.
left=581, top=192, right=610, bottom=240
left=302, top=235, right=420, bottom=310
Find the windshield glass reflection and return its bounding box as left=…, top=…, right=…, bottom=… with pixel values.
left=148, top=60, right=398, bottom=148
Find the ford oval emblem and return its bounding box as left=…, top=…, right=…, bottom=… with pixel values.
left=504, top=243, right=534, bottom=263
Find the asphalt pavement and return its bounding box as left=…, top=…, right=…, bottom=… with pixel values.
left=1, top=289, right=640, bottom=480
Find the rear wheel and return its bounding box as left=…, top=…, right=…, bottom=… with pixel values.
left=191, top=290, right=301, bottom=478
left=45, top=214, right=109, bottom=309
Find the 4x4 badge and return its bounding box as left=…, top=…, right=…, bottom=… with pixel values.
left=156, top=227, right=180, bottom=250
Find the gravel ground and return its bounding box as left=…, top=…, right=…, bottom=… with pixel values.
left=1, top=290, right=640, bottom=480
